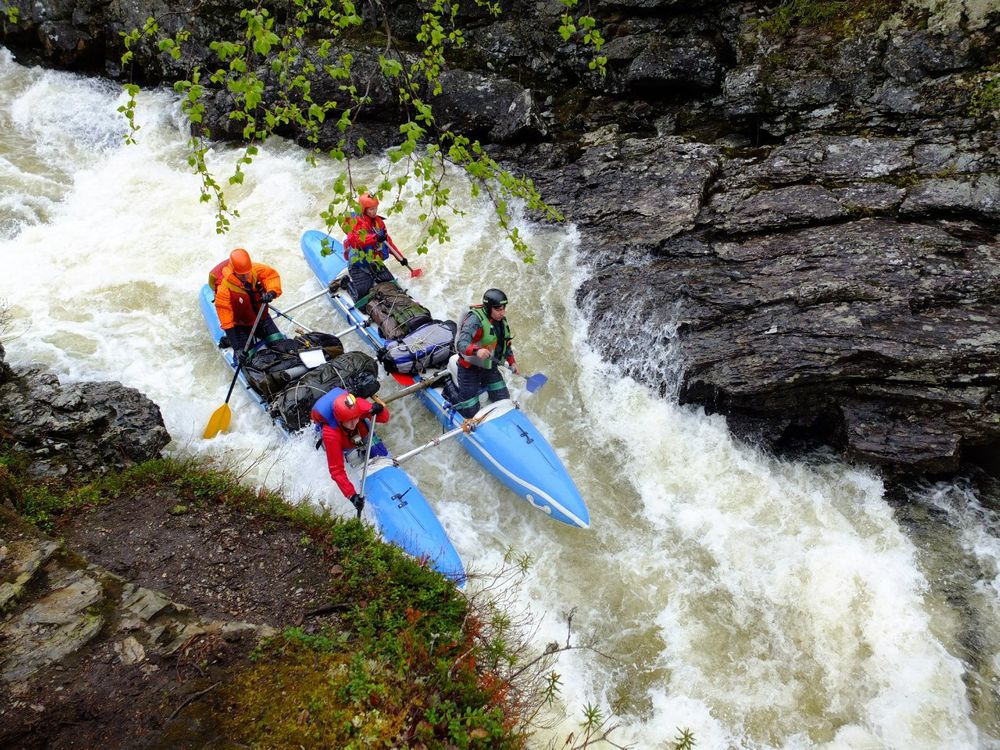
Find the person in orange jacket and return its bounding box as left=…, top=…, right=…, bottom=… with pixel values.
left=342, top=192, right=411, bottom=301
left=212, top=248, right=283, bottom=355
left=310, top=388, right=390, bottom=515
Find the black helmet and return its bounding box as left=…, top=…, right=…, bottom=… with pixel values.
left=483, top=288, right=508, bottom=310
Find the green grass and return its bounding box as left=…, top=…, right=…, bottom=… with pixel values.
left=213, top=514, right=522, bottom=748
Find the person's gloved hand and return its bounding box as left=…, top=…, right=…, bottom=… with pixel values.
left=261, top=290, right=277, bottom=303
left=348, top=493, right=365, bottom=517
left=374, top=228, right=387, bottom=242
left=235, top=350, right=249, bottom=366
left=399, top=257, right=409, bottom=267
left=370, top=402, right=384, bottom=416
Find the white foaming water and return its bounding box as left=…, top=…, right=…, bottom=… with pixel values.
left=2, top=54, right=998, bottom=749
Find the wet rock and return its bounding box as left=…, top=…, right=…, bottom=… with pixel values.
left=912, top=138, right=995, bottom=176
left=0, top=539, right=61, bottom=612
left=0, top=532, right=280, bottom=691
left=705, top=184, right=848, bottom=234
left=0, top=358, right=170, bottom=479
left=534, top=134, right=721, bottom=260
left=0, top=342, right=12, bottom=383
left=830, top=183, right=906, bottom=212
left=883, top=28, right=974, bottom=83
left=120, top=583, right=178, bottom=622
left=1, top=567, right=105, bottom=683
left=578, top=218, right=1000, bottom=473
left=900, top=174, right=1000, bottom=221
left=761, top=134, right=916, bottom=182
left=620, top=34, right=721, bottom=91
left=113, top=635, right=146, bottom=665
left=435, top=69, right=545, bottom=142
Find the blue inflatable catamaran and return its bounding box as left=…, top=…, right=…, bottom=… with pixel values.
left=300, top=229, right=590, bottom=529
left=199, top=284, right=465, bottom=583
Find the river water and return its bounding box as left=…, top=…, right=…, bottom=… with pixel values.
left=2, top=50, right=998, bottom=749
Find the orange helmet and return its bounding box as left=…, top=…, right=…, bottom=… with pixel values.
left=359, top=193, right=379, bottom=212
left=230, top=248, right=252, bottom=275
left=333, top=392, right=364, bottom=423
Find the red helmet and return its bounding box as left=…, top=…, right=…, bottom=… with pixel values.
left=359, top=193, right=379, bottom=212
left=230, top=248, right=252, bottom=275
left=333, top=392, right=364, bottom=422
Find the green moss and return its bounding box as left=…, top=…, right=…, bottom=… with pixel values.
left=222, top=633, right=517, bottom=749
left=221, top=640, right=404, bottom=748
left=0, top=449, right=301, bottom=533
left=751, top=0, right=903, bottom=37
left=217, top=520, right=522, bottom=748
left=970, top=64, right=1000, bottom=121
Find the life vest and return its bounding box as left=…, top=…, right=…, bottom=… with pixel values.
left=344, top=213, right=389, bottom=266
left=214, top=262, right=280, bottom=330
left=208, top=259, right=230, bottom=292
left=311, top=387, right=347, bottom=429
left=458, top=305, right=512, bottom=369
left=311, top=387, right=380, bottom=453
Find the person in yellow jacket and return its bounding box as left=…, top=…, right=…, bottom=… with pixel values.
left=212, top=248, right=283, bottom=355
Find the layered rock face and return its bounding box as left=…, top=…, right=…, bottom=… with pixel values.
left=533, top=128, right=999, bottom=474
left=0, top=343, right=170, bottom=478
left=3, top=0, right=998, bottom=475
left=519, top=9, right=1000, bottom=475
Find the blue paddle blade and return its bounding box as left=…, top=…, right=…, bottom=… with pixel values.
left=525, top=373, right=548, bottom=393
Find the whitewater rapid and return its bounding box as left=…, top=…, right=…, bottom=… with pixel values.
left=1, top=50, right=997, bottom=749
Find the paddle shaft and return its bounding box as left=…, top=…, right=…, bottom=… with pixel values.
left=392, top=424, right=466, bottom=465
left=269, top=305, right=312, bottom=333
left=385, top=237, right=421, bottom=277
left=381, top=371, right=449, bottom=404
left=270, top=302, right=360, bottom=340
left=223, top=302, right=269, bottom=403
left=357, top=415, right=378, bottom=512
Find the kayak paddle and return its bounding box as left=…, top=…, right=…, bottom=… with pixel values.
left=393, top=368, right=545, bottom=394
left=524, top=373, right=548, bottom=393
left=383, top=370, right=449, bottom=401
left=386, top=237, right=422, bottom=278
left=502, top=366, right=547, bottom=394
left=203, top=302, right=269, bottom=439
left=355, top=411, right=379, bottom=519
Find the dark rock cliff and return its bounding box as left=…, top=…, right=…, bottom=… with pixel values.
left=0, top=343, right=170, bottom=477
left=3, top=0, right=998, bottom=476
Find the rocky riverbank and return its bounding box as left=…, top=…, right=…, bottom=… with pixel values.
left=2, top=0, right=998, bottom=476
left=0, top=346, right=526, bottom=748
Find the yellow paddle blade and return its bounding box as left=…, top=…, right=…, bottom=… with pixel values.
left=203, top=403, right=232, bottom=439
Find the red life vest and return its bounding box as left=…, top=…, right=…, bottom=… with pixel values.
left=208, top=259, right=230, bottom=292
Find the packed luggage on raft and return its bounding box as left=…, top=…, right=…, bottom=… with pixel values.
left=352, top=279, right=457, bottom=377
left=220, top=327, right=382, bottom=432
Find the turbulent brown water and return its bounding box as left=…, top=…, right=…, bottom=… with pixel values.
left=1, top=50, right=998, bottom=748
